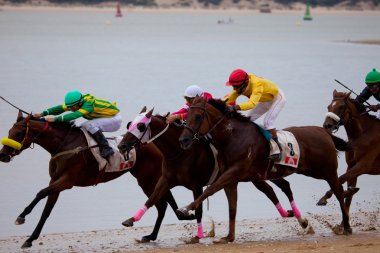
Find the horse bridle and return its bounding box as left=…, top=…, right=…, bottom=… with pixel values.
left=185, top=104, right=228, bottom=142
left=10, top=118, right=49, bottom=156
left=325, top=97, right=351, bottom=132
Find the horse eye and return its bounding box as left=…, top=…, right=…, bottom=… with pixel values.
left=137, top=123, right=146, bottom=132
left=195, top=114, right=203, bottom=122
left=14, top=132, right=24, bottom=138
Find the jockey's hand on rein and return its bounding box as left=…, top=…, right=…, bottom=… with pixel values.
left=368, top=104, right=379, bottom=112
left=226, top=105, right=239, bottom=114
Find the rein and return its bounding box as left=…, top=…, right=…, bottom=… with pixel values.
left=147, top=123, right=170, bottom=144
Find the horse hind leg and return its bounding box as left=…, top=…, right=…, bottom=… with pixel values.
left=270, top=179, right=314, bottom=233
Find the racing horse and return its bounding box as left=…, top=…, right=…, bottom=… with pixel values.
left=318, top=90, right=380, bottom=212
left=0, top=111, right=195, bottom=248
left=176, top=97, right=352, bottom=241
left=118, top=107, right=311, bottom=243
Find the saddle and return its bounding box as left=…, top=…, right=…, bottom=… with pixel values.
left=81, top=129, right=136, bottom=172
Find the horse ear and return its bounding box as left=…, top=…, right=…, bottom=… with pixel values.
left=140, top=106, right=147, bottom=113
left=333, top=89, right=337, bottom=96
left=126, top=121, right=132, bottom=130
left=17, top=110, right=23, bottom=122
left=146, top=108, right=154, bottom=118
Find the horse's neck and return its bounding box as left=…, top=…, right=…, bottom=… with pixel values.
left=345, top=114, right=377, bottom=140
left=150, top=117, right=182, bottom=158
left=32, top=123, right=84, bottom=155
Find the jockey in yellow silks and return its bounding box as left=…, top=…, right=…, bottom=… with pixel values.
left=224, top=69, right=286, bottom=161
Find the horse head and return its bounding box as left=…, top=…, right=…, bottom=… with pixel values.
left=323, top=90, right=354, bottom=133
left=0, top=111, right=43, bottom=162
left=118, top=106, right=154, bottom=154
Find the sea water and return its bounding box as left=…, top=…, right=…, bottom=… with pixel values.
left=0, top=9, right=379, bottom=238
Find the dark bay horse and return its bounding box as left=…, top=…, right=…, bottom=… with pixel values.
left=318, top=90, right=380, bottom=212
left=0, top=111, right=193, bottom=248
left=177, top=97, right=352, bottom=241
left=118, top=107, right=311, bottom=243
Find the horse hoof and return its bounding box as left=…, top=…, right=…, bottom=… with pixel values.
left=15, top=217, right=25, bottom=225
left=332, top=224, right=344, bottom=235
left=21, top=241, right=32, bottom=248
left=213, top=237, right=232, bottom=244
left=348, top=187, right=360, bottom=196
left=286, top=210, right=294, bottom=217
left=344, top=227, right=353, bottom=235
left=298, top=218, right=309, bottom=229
left=121, top=218, right=134, bottom=227
left=184, top=236, right=200, bottom=244
left=316, top=198, right=328, bottom=206
left=176, top=207, right=190, bottom=217
left=139, top=235, right=154, bottom=243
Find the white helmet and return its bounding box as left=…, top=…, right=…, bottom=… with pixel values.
left=184, top=85, right=204, bottom=98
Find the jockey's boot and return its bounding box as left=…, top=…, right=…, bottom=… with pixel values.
left=92, top=130, right=114, bottom=159
left=268, top=129, right=282, bottom=162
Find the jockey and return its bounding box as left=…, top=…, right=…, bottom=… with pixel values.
left=355, top=68, right=380, bottom=119
left=33, top=90, right=122, bottom=159
left=166, top=85, right=213, bottom=123
left=224, top=69, right=286, bottom=161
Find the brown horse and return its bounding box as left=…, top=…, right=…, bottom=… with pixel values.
left=318, top=90, right=380, bottom=212
left=0, top=111, right=195, bottom=248
left=118, top=107, right=311, bottom=243
left=176, top=97, right=352, bottom=241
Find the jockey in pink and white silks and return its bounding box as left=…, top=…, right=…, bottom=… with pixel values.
left=166, top=85, right=213, bottom=123
left=224, top=69, right=286, bottom=161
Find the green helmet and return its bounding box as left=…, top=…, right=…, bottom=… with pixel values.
left=65, top=90, right=83, bottom=107
left=365, top=68, right=380, bottom=85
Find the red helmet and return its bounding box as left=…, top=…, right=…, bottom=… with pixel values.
left=226, top=69, right=248, bottom=86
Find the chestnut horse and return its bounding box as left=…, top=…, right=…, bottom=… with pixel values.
left=318, top=90, right=380, bottom=212
left=0, top=111, right=194, bottom=248
left=118, top=107, right=311, bottom=243
left=177, top=97, right=352, bottom=241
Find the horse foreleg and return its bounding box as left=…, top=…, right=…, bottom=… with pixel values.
left=177, top=168, right=240, bottom=216
left=327, top=177, right=352, bottom=235
left=214, top=183, right=237, bottom=244
left=123, top=177, right=171, bottom=227
left=344, top=177, right=358, bottom=213
left=139, top=200, right=168, bottom=243
left=21, top=192, right=60, bottom=248
left=15, top=186, right=52, bottom=225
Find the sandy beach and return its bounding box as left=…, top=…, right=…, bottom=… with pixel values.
left=0, top=210, right=379, bottom=253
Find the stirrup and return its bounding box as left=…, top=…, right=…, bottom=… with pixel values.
left=269, top=153, right=282, bottom=162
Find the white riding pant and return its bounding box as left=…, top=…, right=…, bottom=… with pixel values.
left=81, top=114, right=122, bottom=134
left=245, top=89, right=286, bottom=130
left=377, top=111, right=380, bottom=119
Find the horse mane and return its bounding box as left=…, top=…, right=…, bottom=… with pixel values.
left=30, top=116, right=80, bottom=130
left=154, top=114, right=184, bottom=128
left=207, top=99, right=251, bottom=122
left=335, top=92, right=378, bottom=121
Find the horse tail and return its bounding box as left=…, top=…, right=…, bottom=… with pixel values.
left=328, top=132, right=350, bottom=151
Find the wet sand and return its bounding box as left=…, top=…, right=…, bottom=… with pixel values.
left=0, top=210, right=379, bottom=253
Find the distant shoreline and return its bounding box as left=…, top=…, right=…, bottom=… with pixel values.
left=1, top=4, right=380, bottom=15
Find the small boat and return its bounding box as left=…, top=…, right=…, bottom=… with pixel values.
left=303, top=0, right=312, bottom=21
left=259, top=3, right=271, bottom=13
left=115, top=1, right=122, bottom=18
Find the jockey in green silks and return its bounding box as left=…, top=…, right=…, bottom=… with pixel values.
left=33, top=90, right=122, bottom=159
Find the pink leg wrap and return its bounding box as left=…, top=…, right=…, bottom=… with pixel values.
left=133, top=205, right=148, bottom=221
left=197, top=222, right=204, bottom=238
left=290, top=200, right=302, bottom=219
left=275, top=203, right=289, bottom=217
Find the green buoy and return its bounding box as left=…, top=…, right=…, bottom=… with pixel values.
left=303, top=0, right=312, bottom=21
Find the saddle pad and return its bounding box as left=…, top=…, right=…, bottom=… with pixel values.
left=81, top=129, right=136, bottom=172
left=275, top=130, right=300, bottom=169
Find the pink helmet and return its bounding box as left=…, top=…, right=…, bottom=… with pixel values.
left=226, top=69, right=248, bottom=86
